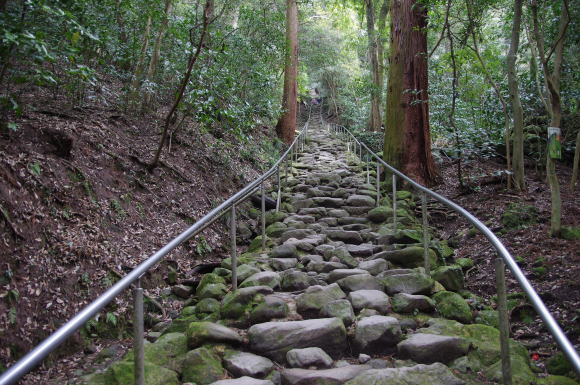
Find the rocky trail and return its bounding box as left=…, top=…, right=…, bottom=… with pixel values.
left=78, top=113, right=575, bottom=385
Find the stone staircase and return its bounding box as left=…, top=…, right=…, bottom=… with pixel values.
left=80, top=115, right=566, bottom=385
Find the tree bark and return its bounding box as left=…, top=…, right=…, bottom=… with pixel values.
left=129, top=14, right=152, bottom=106
left=275, top=0, right=299, bottom=144
left=507, top=0, right=525, bottom=191
left=143, top=0, right=173, bottom=109
left=149, top=0, right=212, bottom=169
left=365, top=0, right=381, bottom=131
left=531, top=0, right=569, bottom=237
left=571, top=131, right=580, bottom=189
left=377, top=0, right=389, bottom=95
left=383, top=0, right=437, bottom=185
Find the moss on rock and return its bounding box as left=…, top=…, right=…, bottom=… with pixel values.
left=432, top=291, right=472, bottom=323
left=181, top=346, right=224, bottom=384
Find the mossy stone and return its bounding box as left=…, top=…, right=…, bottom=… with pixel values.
left=163, top=314, right=199, bottom=334
left=367, top=206, right=393, bottom=223
left=547, top=352, right=575, bottom=376
left=501, top=203, right=538, bottom=230
left=248, top=235, right=274, bottom=252
left=475, top=310, right=499, bottom=329
left=539, top=375, right=580, bottom=385
left=396, top=190, right=413, bottom=200
left=181, top=306, right=197, bottom=317
left=431, top=265, right=464, bottom=292
left=484, top=355, right=536, bottom=385
left=195, top=298, right=221, bottom=314
left=266, top=222, right=288, bottom=237
left=456, top=258, right=474, bottom=270
left=265, top=211, right=288, bottom=226
left=109, top=361, right=179, bottom=385
left=196, top=274, right=226, bottom=296
left=197, top=283, right=227, bottom=300
left=432, top=291, right=472, bottom=323
left=181, top=346, right=224, bottom=384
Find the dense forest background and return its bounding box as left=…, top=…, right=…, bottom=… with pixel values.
left=0, top=0, right=578, bottom=382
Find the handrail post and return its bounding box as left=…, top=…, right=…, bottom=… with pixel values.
left=422, top=192, right=430, bottom=275
left=230, top=205, right=237, bottom=290
left=261, top=182, right=266, bottom=250
left=392, top=174, right=397, bottom=231
left=495, top=258, right=513, bottom=385
left=276, top=165, right=281, bottom=212
left=133, top=278, right=144, bottom=385
left=376, top=162, right=381, bottom=207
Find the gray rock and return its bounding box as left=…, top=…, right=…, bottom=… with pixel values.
left=238, top=265, right=261, bottom=282
left=337, top=274, right=383, bottom=292
left=280, top=229, right=316, bottom=243
left=271, top=258, right=298, bottom=271
left=240, top=272, right=281, bottom=289
left=348, top=290, right=390, bottom=313
left=328, top=209, right=350, bottom=218
left=220, top=286, right=274, bottom=319
left=391, top=293, right=435, bottom=313
left=367, top=206, right=392, bottom=223
left=209, top=377, right=274, bottom=385
left=250, top=295, right=289, bottom=323
left=325, top=230, right=363, bottom=244
left=284, top=215, right=316, bottom=224
left=381, top=272, right=433, bottom=295
left=353, top=315, right=402, bottom=354
left=281, top=365, right=370, bottom=385
left=186, top=322, right=243, bottom=349
left=312, top=197, right=345, bottom=208
left=397, top=333, right=470, bottom=364
left=358, top=259, right=387, bottom=275
left=343, top=363, right=464, bottom=385
left=297, top=283, right=346, bottom=318
left=327, top=269, right=368, bottom=283
left=431, top=265, right=464, bottom=292
left=358, top=308, right=380, bottom=318
left=286, top=347, right=334, bottom=369
left=172, top=284, right=193, bottom=299
left=377, top=246, right=437, bottom=268
left=281, top=270, right=318, bottom=291
left=358, top=354, right=371, bottom=364
left=224, top=351, right=274, bottom=378
left=300, top=254, right=324, bottom=265
left=248, top=318, right=347, bottom=362
left=318, top=217, right=339, bottom=226
left=346, top=195, right=376, bottom=207
left=298, top=207, right=327, bottom=218
left=338, top=217, right=369, bottom=226
left=368, top=359, right=389, bottom=369
left=324, top=247, right=358, bottom=268
left=345, top=244, right=375, bottom=257
left=307, top=261, right=347, bottom=273
left=321, top=299, right=355, bottom=326
left=271, top=243, right=298, bottom=258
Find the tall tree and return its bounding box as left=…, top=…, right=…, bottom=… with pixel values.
left=530, top=0, right=569, bottom=236
left=383, top=0, right=437, bottom=185
left=364, top=0, right=381, bottom=131
left=276, top=0, right=299, bottom=144
left=377, top=0, right=389, bottom=95
left=506, top=0, right=525, bottom=191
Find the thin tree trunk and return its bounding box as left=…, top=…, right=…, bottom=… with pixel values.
left=365, top=0, right=381, bottom=131
left=129, top=14, right=152, bottom=105
left=149, top=0, right=212, bottom=169
left=525, top=25, right=551, bottom=116
left=275, top=0, right=298, bottom=144
left=143, top=0, right=173, bottom=109
left=115, top=0, right=128, bottom=45
left=377, top=0, right=389, bottom=95
left=507, top=0, right=525, bottom=191
left=446, top=6, right=463, bottom=187
left=466, top=0, right=511, bottom=189
left=383, top=0, right=438, bottom=185
left=571, top=131, right=580, bottom=189
left=531, top=0, right=569, bottom=237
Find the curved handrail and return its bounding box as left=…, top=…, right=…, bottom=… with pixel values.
left=330, top=122, right=580, bottom=374
left=0, top=117, right=310, bottom=385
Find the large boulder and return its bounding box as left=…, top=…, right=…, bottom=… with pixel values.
left=324, top=247, right=358, bottom=268
left=337, top=274, right=383, bottom=292
left=431, top=265, right=464, bottom=292
left=358, top=259, right=387, bottom=275
left=367, top=206, right=392, bottom=223
left=353, top=315, right=402, bottom=354
left=281, top=270, right=318, bottom=291
left=321, top=299, right=355, bottom=326
left=221, top=286, right=273, bottom=319
left=271, top=243, right=298, bottom=258
left=186, top=322, right=243, bottom=349
left=328, top=269, right=368, bottom=283
left=397, top=333, right=470, bottom=364
left=325, top=230, right=364, bottom=244
left=348, top=290, right=390, bottom=313
left=286, top=347, right=334, bottom=369
left=281, top=366, right=371, bottom=385
left=391, top=293, right=435, bottom=313
left=432, top=291, right=472, bottom=324
left=343, top=363, right=464, bottom=385
left=248, top=318, right=347, bottom=362
left=223, top=351, right=274, bottom=378
left=376, top=246, right=437, bottom=268
left=346, top=195, right=376, bottom=207
left=381, top=272, right=433, bottom=295
left=250, top=295, right=289, bottom=323
left=182, top=347, right=224, bottom=384
left=240, top=272, right=281, bottom=289
left=297, top=284, right=347, bottom=318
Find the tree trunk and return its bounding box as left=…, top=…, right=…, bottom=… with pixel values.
left=275, top=0, right=298, bottom=144
left=129, top=14, right=152, bottom=107
left=149, top=0, right=212, bottom=169
left=383, top=0, right=437, bottom=185
left=571, top=131, right=580, bottom=189
left=531, top=0, right=569, bottom=237
left=507, top=0, right=525, bottom=191
left=377, top=0, right=389, bottom=95
left=365, top=0, right=381, bottom=131
left=143, top=0, right=173, bottom=109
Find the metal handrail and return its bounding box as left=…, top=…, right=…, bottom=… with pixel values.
left=0, top=115, right=311, bottom=385
left=329, top=122, right=580, bottom=375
